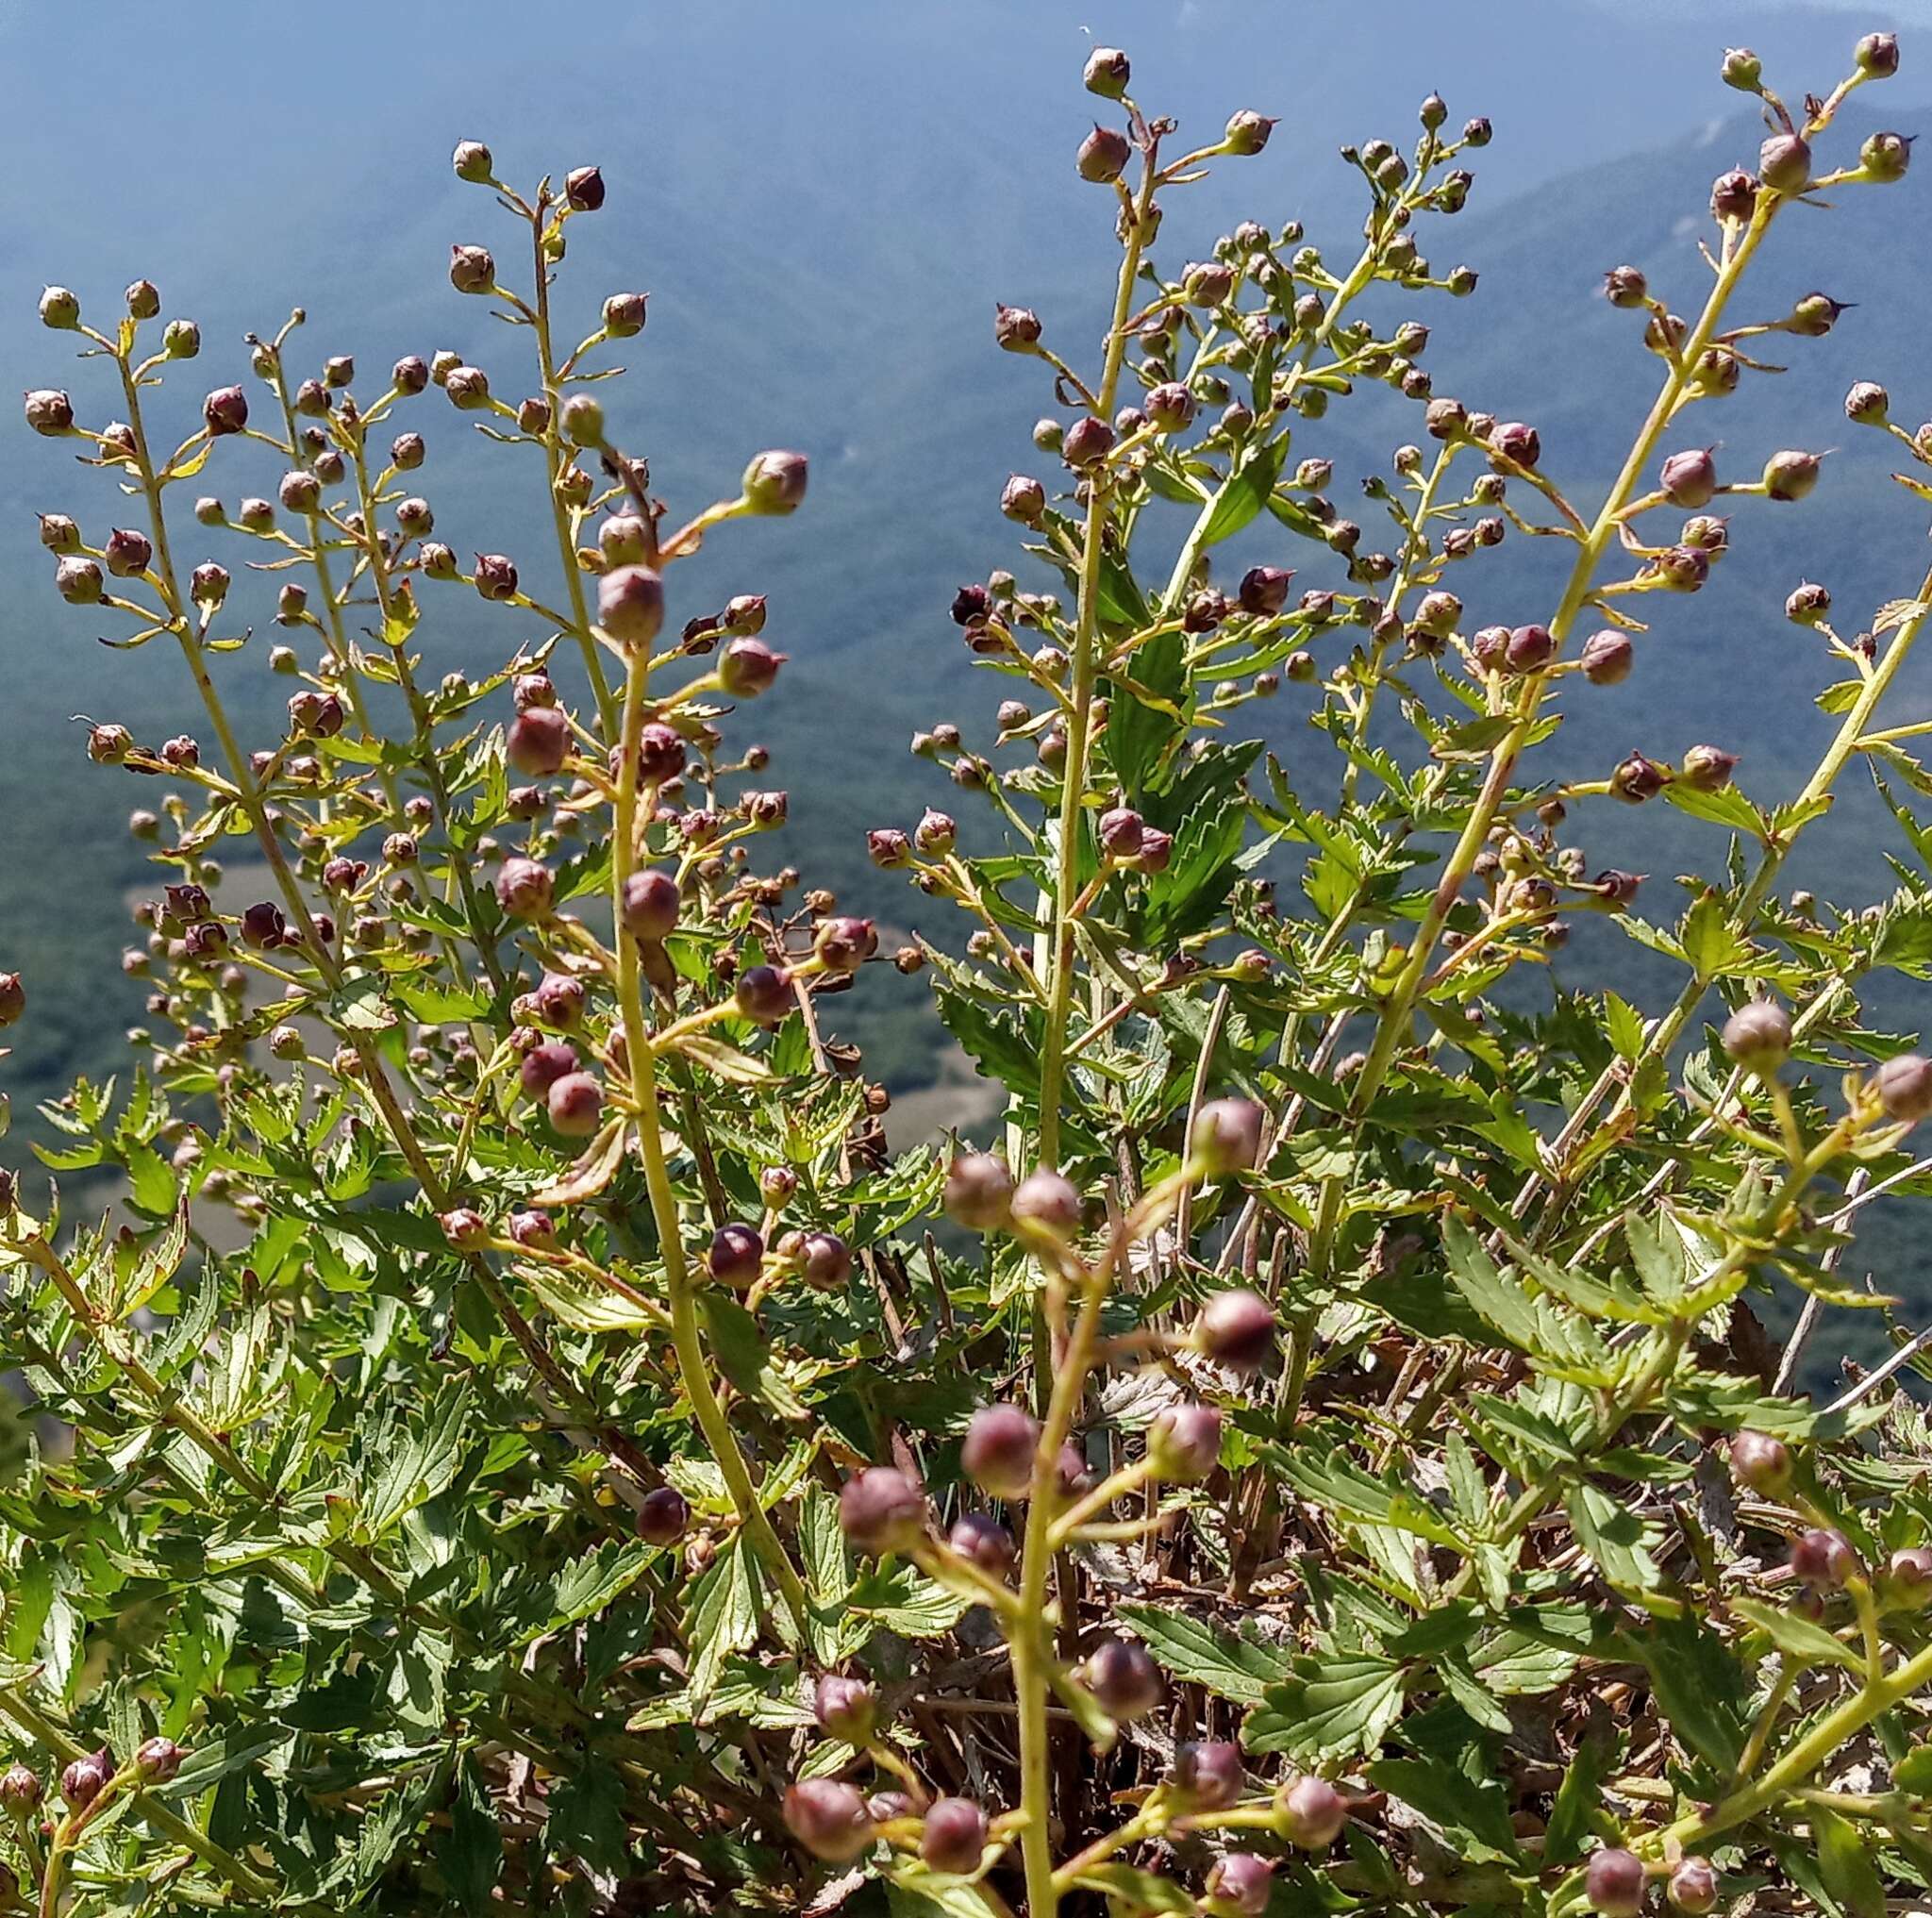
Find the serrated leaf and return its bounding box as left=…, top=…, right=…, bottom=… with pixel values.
left=1115, top=1604, right=1295, bottom=1707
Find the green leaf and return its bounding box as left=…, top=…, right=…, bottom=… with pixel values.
left=1243, top=1656, right=1405, bottom=1759
left=1543, top=1714, right=1622, bottom=1864
left=1197, top=438, right=1286, bottom=549
left=544, top=1761, right=629, bottom=1876
left=1115, top=1603, right=1296, bottom=1708
left=1069, top=1863, right=1194, bottom=1912
left=1629, top=1614, right=1749, bottom=1771
left=687, top=1537, right=760, bottom=1708
left=1565, top=1482, right=1662, bottom=1589
left=1813, top=1802, right=1888, bottom=1918
left=444, top=1755, right=502, bottom=1914
left=361, top=1379, right=472, bottom=1538
left=1891, top=1744, right=1932, bottom=1795
left=704, top=1293, right=812, bottom=1422
left=1728, top=1597, right=1862, bottom=1672
left=1365, top=1756, right=1520, bottom=1864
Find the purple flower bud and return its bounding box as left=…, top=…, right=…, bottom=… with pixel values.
left=1207, top=1854, right=1274, bottom=1915
left=1191, top=1097, right=1264, bottom=1173
left=1679, top=743, right=1738, bottom=792
left=1145, top=383, right=1196, bottom=433
left=868, top=827, right=910, bottom=868
left=920, top=1797, right=988, bottom=1875
left=1791, top=1526, right=1858, bottom=1588
left=102, top=526, right=154, bottom=578
left=720, top=638, right=786, bottom=697
left=203, top=385, right=248, bottom=436
left=1727, top=1428, right=1792, bottom=1495
left=1876, top=1055, right=1932, bottom=1123
left=1762, top=449, right=1822, bottom=502
left=618, top=869, right=679, bottom=942
left=736, top=964, right=793, bottom=1025
left=814, top=1673, right=877, bottom=1743
left=1239, top=566, right=1294, bottom=616
left=1098, top=806, right=1144, bottom=860
left=449, top=243, right=495, bottom=294
left=1506, top=624, right=1556, bottom=674
left=508, top=1209, right=556, bottom=1250
left=994, top=304, right=1043, bottom=353
left=1149, top=1403, right=1223, bottom=1483
left=533, top=972, right=586, bottom=1030
left=741, top=448, right=808, bottom=515
left=1668, top=1859, right=1718, bottom=1915
left=1084, top=1638, right=1162, bottom=1721
left=839, top=1465, right=926, bottom=1555
left=565, top=165, right=606, bottom=211
left=61, top=1749, right=114, bottom=1813
left=1585, top=1847, right=1647, bottom=1917
left=1610, top=752, right=1669, bottom=804
left=1224, top=110, right=1276, bottom=156
left=604, top=291, right=649, bottom=337
left=783, top=1778, right=874, bottom=1862
left=1010, top=1168, right=1081, bottom=1240
left=596, top=565, right=664, bottom=646
left=0, top=975, right=24, bottom=1028
left=814, top=917, right=877, bottom=976
left=25, top=388, right=75, bottom=435
left=1660, top=447, right=1717, bottom=509
left=507, top=707, right=571, bottom=778
left=1077, top=124, right=1132, bottom=183
left=1278, top=1775, right=1348, bottom=1850
left=707, top=1223, right=763, bottom=1289
left=1490, top=420, right=1541, bottom=470
left=1137, top=827, right=1173, bottom=874
left=948, top=1510, right=1016, bottom=1576
left=1197, top=1289, right=1275, bottom=1372
left=944, top=1153, right=1014, bottom=1231
left=799, top=1230, right=852, bottom=1290
left=1844, top=380, right=1890, bottom=426
left=1759, top=133, right=1811, bottom=194
left=0, top=1764, right=42, bottom=1812
left=1182, top=259, right=1236, bottom=308
left=1061, top=416, right=1115, bottom=468
left=1001, top=474, right=1047, bottom=523
left=637, top=1484, right=689, bottom=1545
left=1174, top=1740, right=1244, bottom=1810
left=440, top=1208, right=491, bottom=1251
left=496, top=857, right=554, bottom=921
left=1084, top=45, right=1130, bottom=98
left=963, top=1404, right=1040, bottom=1500
left=38, top=513, right=80, bottom=553
left=547, top=1071, right=604, bottom=1138
left=1603, top=265, right=1648, bottom=309
left=914, top=809, right=957, bottom=857
left=474, top=552, right=519, bottom=601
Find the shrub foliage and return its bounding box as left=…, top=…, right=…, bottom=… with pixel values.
left=6, top=29, right=1932, bottom=1918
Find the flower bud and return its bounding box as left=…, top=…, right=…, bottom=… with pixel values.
left=1084, top=1638, right=1161, bottom=1721
left=1224, top=110, right=1275, bottom=156
left=39, top=285, right=80, bottom=329
left=1610, top=752, right=1669, bottom=804
left=0, top=1763, right=42, bottom=1811
left=839, top=1465, right=926, bottom=1555
left=1077, top=124, right=1131, bottom=182
left=1149, top=1403, right=1223, bottom=1483
left=707, top=1223, right=763, bottom=1289
left=547, top=1071, right=604, bottom=1138
left=1786, top=580, right=1831, bottom=626
left=962, top=1403, right=1039, bottom=1500
left=1207, top=1855, right=1274, bottom=1915
left=203, top=385, right=248, bottom=436
left=1668, top=1860, right=1718, bottom=1916
left=604, top=291, right=649, bottom=337
left=496, top=857, right=554, bottom=920
left=1506, top=624, right=1556, bottom=673
left=948, top=1511, right=1016, bottom=1576
left=565, top=165, right=606, bottom=211
left=1721, top=1000, right=1790, bottom=1076
left=508, top=1209, right=557, bottom=1250
left=741, top=449, right=808, bottom=515
left=721, top=637, right=786, bottom=697
left=598, top=564, right=664, bottom=644
left=620, top=869, right=680, bottom=942
left=60, top=1750, right=112, bottom=1813
left=944, top=1153, right=1014, bottom=1231
left=508, top=705, right=569, bottom=777
left=445, top=365, right=491, bottom=410
left=1239, top=566, right=1294, bottom=616
left=1585, top=1847, right=1647, bottom=1918
left=637, top=1484, right=689, bottom=1545
left=1010, top=1168, right=1080, bottom=1240
left=1084, top=45, right=1130, bottom=97
left=1659, top=446, right=1717, bottom=509
left=1098, top=806, right=1144, bottom=860
left=1191, top=1097, right=1264, bottom=1174
left=1001, top=473, right=1047, bottom=522
left=57, top=555, right=104, bottom=604
left=1490, top=420, right=1540, bottom=470
left=1196, top=1289, right=1275, bottom=1372
left=1791, top=1526, right=1858, bottom=1588
left=1579, top=633, right=1634, bottom=686
left=736, top=964, right=793, bottom=1025
left=1889, top=1548, right=1932, bottom=1605
left=921, top=1797, right=988, bottom=1875
left=1710, top=170, right=1758, bottom=223
left=1875, top=1055, right=1932, bottom=1123
left=994, top=303, right=1043, bottom=354
left=1762, top=449, right=1821, bottom=502
left=1845, top=380, right=1890, bottom=425
left=1861, top=130, right=1913, bottom=183
left=813, top=1672, right=877, bottom=1743
left=25, top=388, right=75, bottom=435
left=1727, top=1428, right=1792, bottom=1496
left=1759, top=133, right=1811, bottom=194
left=440, top=1208, right=491, bottom=1251
left=1603, top=265, right=1648, bottom=309
left=449, top=244, right=495, bottom=294
left=798, top=1230, right=852, bottom=1290
left=102, top=526, right=154, bottom=578
left=1721, top=45, right=1762, bottom=91
left=1680, top=743, right=1738, bottom=792
left=1061, top=416, right=1115, bottom=468
left=1174, top=1740, right=1243, bottom=1811
left=783, top=1778, right=873, bottom=1862
left=815, top=916, right=877, bottom=976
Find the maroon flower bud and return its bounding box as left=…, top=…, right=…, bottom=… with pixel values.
left=1097, top=806, right=1144, bottom=860
left=467, top=555, right=518, bottom=606
left=1727, top=1428, right=1792, bottom=1495
left=508, top=707, right=571, bottom=777
left=620, top=869, right=680, bottom=942
left=1680, top=744, right=1738, bottom=792
left=1603, top=264, right=1648, bottom=309
left=392, top=356, right=430, bottom=395
left=1084, top=44, right=1130, bottom=97
left=395, top=495, right=433, bottom=537
left=1182, top=259, right=1235, bottom=308
left=1239, top=566, right=1294, bottom=616
left=944, top=1153, right=1014, bottom=1231
left=741, top=448, right=808, bottom=516
left=1061, top=416, right=1115, bottom=468
left=57, top=555, right=104, bottom=605
left=1710, top=169, right=1758, bottom=223
left=1585, top=1847, right=1647, bottom=1918
left=241, top=901, right=287, bottom=950
left=391, top=430, right=425, bottom=469
left=808, top=1673, right=877, bottom=1745
left=798, top=1231, right=851, bottom=1290
left=1136, top=827, right=1174, bottom=873
left=994, top=304, right=1043, bottom=353
left=1191, top=1097, right=1264, bottom=1174
left=1076, top=124, right=1132, bottom=182
left=508, top=1209, right=557, bottom=1250
left=1197, top=1289, right=1275, bottom=1372
left=1010, top=1168, right=1080, bottom=1240
left=1490, top=420, right=1540, bottom=470
left=637, top=1484, right=690, bottom=1545
left=1875, top=1055, right=1932, bottom=1123
left=963, top=1404, right=1040, bottom=1500
left=913, top=809, right=957, bottom=858
left=1207, top=1855, right=1274, bottom=1915
left=1791, top=1526, right=1857, bottom=1588
left=949, top=1510, right=1016, bottom=1576
left=565, top=164, right=606, bottom=211
left=839, top=1465, right=926, bottom=1555
left=1762, top=449, right=1821, bottom=503
left=1145, top=382, right=1196, bottom=433
left=1471, top=625, right=1508, bottom=672
left=707, top=1223, right=764, bottom=1289
left=1721, top=1001, right=1790, bottom=1076
left=1660, top=447, right=1717, bottom=509
left=87, top=722, right=130, bottom=763
left=60, top=1751, right=112, bottom=1814
left=534, top=972, right=586, bottom=1030
left=1174, top=1740, right=1244, bottom=1811
left=1861, top=130, right=1913, bottom=184
left=921, top=1797, right=988, bottom=1875
left=1610, top=752, right=1669, bottom=804
left=626, top=724, right=684, bottom=789
left=784, top=1777, right=874, bottom=1862
left=449, top=243, right=495, bottom=293
left=94, top=529, right=155, bottom=585
left=1001, top=473, right=1047, bottom=523
left=184, top=920, right=227, bottom=961
left=814, top=917, right=876, bottom=976
left=1278, top=1775, right=1348, bottom=1849
left=440, top=1208, right=491, bottom=1251
left=867, top=828, right=910, bottom=869
left=1084, top=1638, right=1161, bottom=1721
left=1846, top=381, right=1890, bottom=425
left=0, top=1763, right=42, bottom=1812
left=597, top=564, right=664, bottom=646
left=1149, top=1403, right=1223, bottom=1483
left=1224, top=110, right=1275, bottom=155
left=603, top=291, right=649, bottom=337
left=444, top=365, right=491, bottom=412
left=202, top=385, right=248, bottom=436
left=736, top=964, right=793, bottom=1025
left=547, top=1071, right=604, bottom=1138
left=720, top=637, right=786, bottom=698
left=1759, top=133, right=1811, bottom=194
left=1668, top=1859, right=1718, bottom=1916
left=39, top=513, right=80, bottom=552
left=1506, top=624, right=1556, bottom=673
left=1786, top=581, right=1831, bottom=626
left=1857, top=30, right=1901, bottom=76
left=496, top=857, right=554, bottom=920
